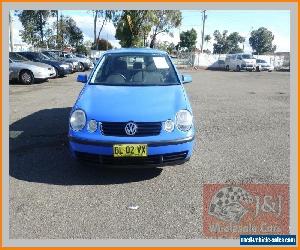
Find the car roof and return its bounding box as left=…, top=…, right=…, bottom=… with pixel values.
left=103, top=48, right=168, bottom=55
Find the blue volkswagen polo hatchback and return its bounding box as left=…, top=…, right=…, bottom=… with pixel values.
left=69, top=48, right=195, bottom=167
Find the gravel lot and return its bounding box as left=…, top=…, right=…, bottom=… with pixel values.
left=9, top=70, right=290, bottom=239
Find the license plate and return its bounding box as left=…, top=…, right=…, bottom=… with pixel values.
left=113, top=144, right=147, bottom=157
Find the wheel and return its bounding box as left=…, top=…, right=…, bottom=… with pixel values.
left=256, top=66, right=260, bottom=72
left=236, top=65, right=241, bottom=72
left=79, top=62, right=85, bottom=72
left=20, top=70, right=34, bottom=85
left=54, top=67, right=59, bottom=78
left=225, top=65, right=229, bottom=71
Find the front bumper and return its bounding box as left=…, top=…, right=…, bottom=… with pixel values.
left=241, top=65, right=255, bottom=70
left=260, top=66, right=274, bottom=71
left=69, top=135, right=194, bottom=167
left=35, top=69, right=56, bottom=79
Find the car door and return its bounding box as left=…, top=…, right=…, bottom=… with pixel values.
left=230, top=55, right=236, bottom=70
left=236, top=55, right=242, bottom=68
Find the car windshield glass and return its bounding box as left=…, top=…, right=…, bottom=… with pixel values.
left=42, top=52, right=56, bottom=60
left=10, top=53, right=28, bottom=62
left=38, top=53, right=51, bottom=60
left=90, top=53, right=180, bottom=86
left=242, top=54, right=254, bottom=59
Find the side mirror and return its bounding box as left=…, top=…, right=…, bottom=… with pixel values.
left=182, top=74, right=192, bottom=84
left=77, top=74, right=88, bottom=83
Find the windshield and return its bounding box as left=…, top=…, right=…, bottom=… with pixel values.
left=90, top=53, right=180, bottom=86
left=9, top=52, right=28, bottom=62
left=37, top=53, right=51, bottom=60
left=43, top=51, right=58, bottom=60
left=242, top=54, right=254, bottom=59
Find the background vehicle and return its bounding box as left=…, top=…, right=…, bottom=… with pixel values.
left=17, top=51, right=72, bottom=77
left=9, top=52, right=56, bottom=84
left=256, top=59, right=274, bottom=72
left=43, top=50, right=81, bottom=72
left=225, top=53, right=256, bottom=72
left=60, top=52, right=94, bottom=71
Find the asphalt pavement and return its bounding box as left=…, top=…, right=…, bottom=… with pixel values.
left=9, top=70, right=290, bottom=239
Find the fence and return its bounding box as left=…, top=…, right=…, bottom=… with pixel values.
left=173, top=52, right=290, bottom=71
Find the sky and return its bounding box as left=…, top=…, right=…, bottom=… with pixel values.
left=11, top=10, right=290, bottom=52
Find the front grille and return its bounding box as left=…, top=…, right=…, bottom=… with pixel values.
left=48, top=68, right=52, bottom=70
left=75, top=151, right=188, bottom=166
left=100, top=122, right=162, bottom=137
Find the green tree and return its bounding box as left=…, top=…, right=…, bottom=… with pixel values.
left=91, top=10, right=115, bottom=44
left=249, top=27, right=276, bottom=55
left=227, top=32, right=245, bottom=53
left=179, top=28, right=197, bottom=51
left=76, top=44, right=88, bottom=55
left=91, top=38, right=113, bottom=50
left=212, top=30, right=244, bottom=54
left=18, top=10, right=53, bottom=48
left=66, top=17, right=83, bottom=47
left=155, top=41, right=175, bottom=54
left=53, top=15, right=83, bottom=49
left=114, top=10, right=152, bottom=47
left=148, top=10, right=182, bottom=48
left=204, top=34, right=211, bottom=45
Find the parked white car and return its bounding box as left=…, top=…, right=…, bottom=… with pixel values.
left=225, top=53, right=256, bottom=72
left=255, top=59, right=274, bottom=72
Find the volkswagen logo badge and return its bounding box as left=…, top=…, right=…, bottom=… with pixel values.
left=125, top=122, right=137, bottom=136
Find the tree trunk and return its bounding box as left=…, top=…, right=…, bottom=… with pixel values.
left=96, top=18, right=106, bottom=42
left=39, top=12, right=44, bottom=44
left=56, top=10, right=59, bottom=47
left=93, top=10, right=98, bottom=44
left=9, top=10, right=13, bottom=51
left=150, top=35, right=156, bottom=48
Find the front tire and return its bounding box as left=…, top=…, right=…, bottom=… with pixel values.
left=236, top=65, right=241, bottom=72
left=54, top=67, right=59, bottom=78
left=79, top=62, right=85, bottom=72
left=256, top=66, right=260, bottom=72
left=225, top=65, right=229, bottom=71
left=20, top=70, right=34, bottom=85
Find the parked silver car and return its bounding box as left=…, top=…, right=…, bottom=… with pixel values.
left=9, top=52, right=56, bottom=84
left=60, top=52, right=94, bottom=71
left=42, top=51, right=80, bottom=72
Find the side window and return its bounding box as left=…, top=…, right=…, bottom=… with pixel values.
left=237, top=55, right=242, bottom=60
left=91, top=55, right=107, bottom=83
left=23, top=54, right=31, bottom=60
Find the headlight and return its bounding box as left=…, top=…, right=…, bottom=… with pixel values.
left=72, top=61, right=79, bottom=66
left=163, top=119, right=175, bottom=132
left=87, top=119, right=97, bottom=133
left=175, top=110, right=193, bottom=132
left=60, top=64, right=69, bottom=69
left=70, top=109, right=86, bottom=131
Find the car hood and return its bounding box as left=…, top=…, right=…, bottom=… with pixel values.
left=242, top=59, right=256, bottom=64
left=75, top=84, right=188, bottom=122
left=42, top=59, right=61, bottom=66
left=11, top=61, right=52, bottom=69
left=259, top=63, right=271, bottom=66
left=65, top=58, right=78, bottom=63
